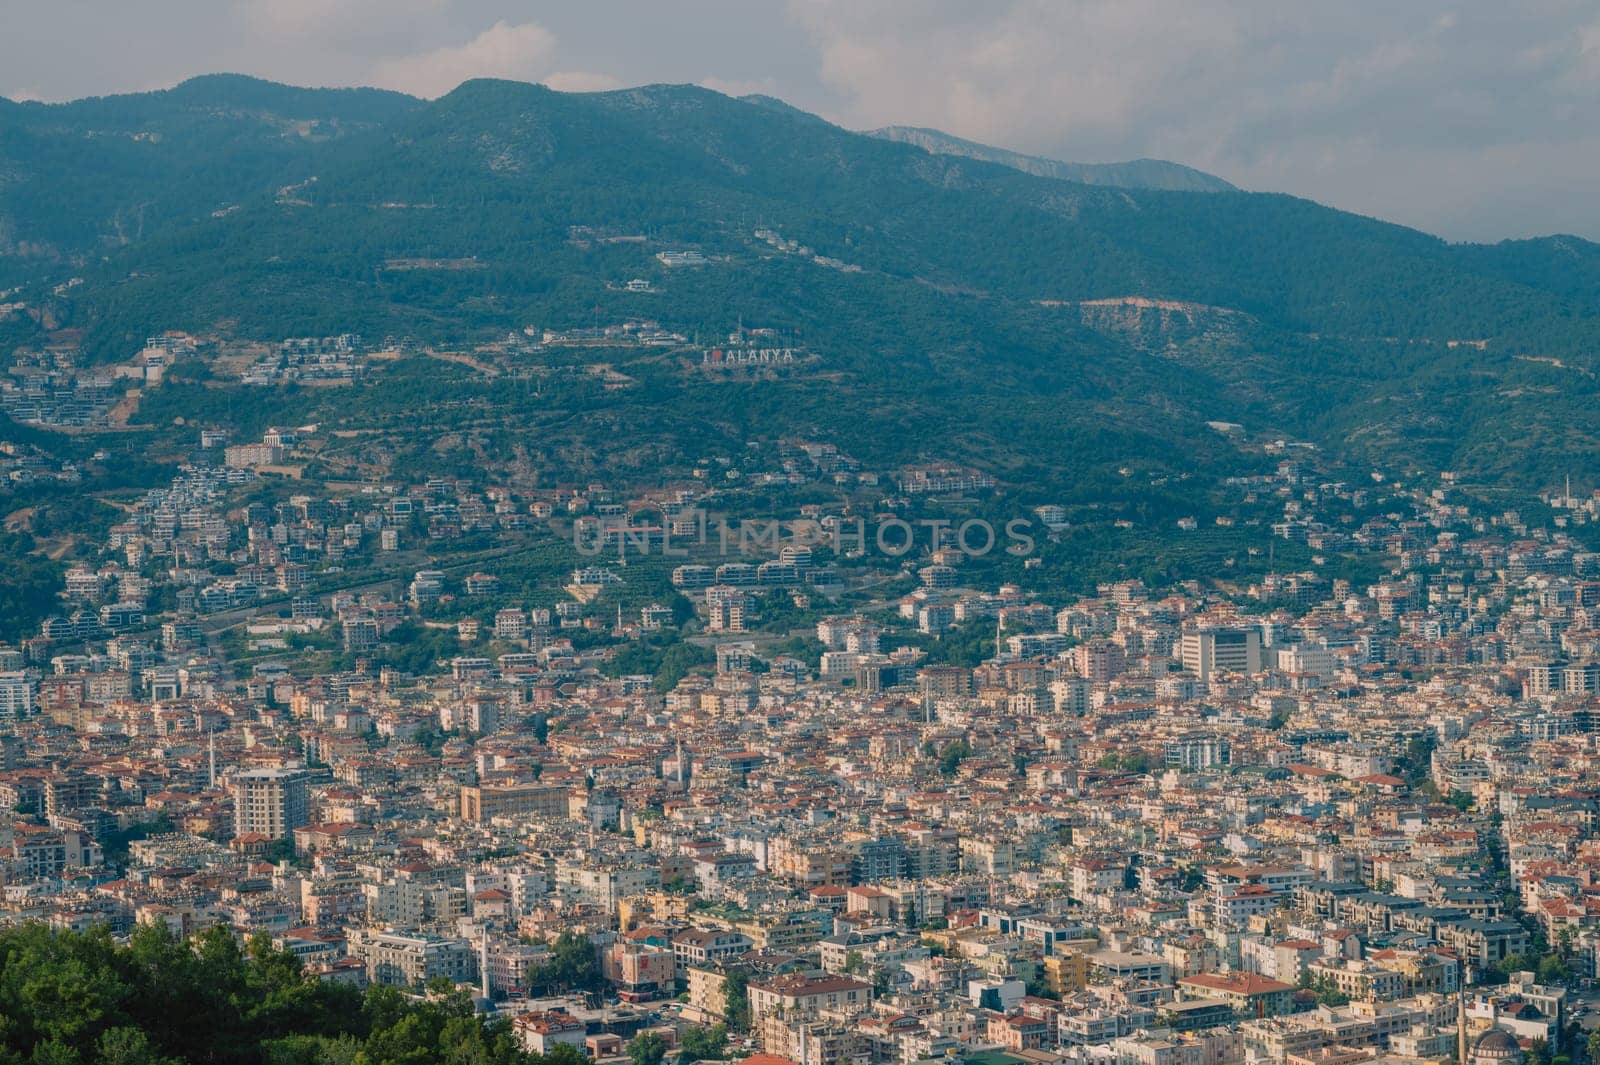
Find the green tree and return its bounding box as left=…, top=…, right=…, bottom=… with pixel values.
left=0, top=922, right=539, bottom=1065
left=722, top=970, right=751, bottom=1032
left=678, top=1024, right=729, bottom=1062
left=1097, top=751, right=1152, bottom=774
left=96, top=1027, right=179, bottom=1065
left=628, top=1032, right=668, bottom=1065
left=1536, top=954, right=1571, bottom=985
left=531, top=931, right=601, bottom=995
left=1308, top=975, right=1350, bottom=1007
left=1498, top=954, right=1536, bottom=977
left=938, top=739, right=972, bottom=777
left=542, top=1045, right=591, bottom=1065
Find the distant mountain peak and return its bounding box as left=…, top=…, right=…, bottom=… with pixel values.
left=868, top=125, right=1235, bottom=193
left=163, top=72, right=420, bottom=110
left=4, top=72, right=422, bottom=119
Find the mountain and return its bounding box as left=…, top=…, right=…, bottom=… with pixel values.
left=866, top=124, right=1237, bottom=193
left=0, top=74, right=418, bottom=277
left=3, top=76, right=1600, bottom=505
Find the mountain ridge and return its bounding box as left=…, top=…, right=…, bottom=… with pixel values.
left=2, top=74, right=1599, bottom=500
left=867, top=124, right=1237, bottom=193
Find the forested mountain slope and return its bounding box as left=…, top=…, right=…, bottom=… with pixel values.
left=3, top=76, right=1599, bottom=493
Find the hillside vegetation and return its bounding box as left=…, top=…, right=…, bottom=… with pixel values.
left=0, top=922, right=588, bottom=1064
left=3, top=75, right=1600, bottom=495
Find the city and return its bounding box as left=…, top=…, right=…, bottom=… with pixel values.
left=5, top=5, right=1600, bottom=1064
left=3, top=406, right=1600, bottom=1065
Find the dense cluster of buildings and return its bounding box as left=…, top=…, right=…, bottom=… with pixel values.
left=241, top=334, right=368, bottom=385
left=1, top=349, right=124, bottom=427
left=2, top=431, right=1600, bottom=1065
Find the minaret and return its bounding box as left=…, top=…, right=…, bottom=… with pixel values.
left=480, top=936, right=491, bottom=1002
left=208, top=727, right=217, bottom=790
left=1457, top=959, right=1468, bottom=1065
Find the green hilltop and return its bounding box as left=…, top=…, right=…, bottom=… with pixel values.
left=3, top=74, right=1600, bottom=495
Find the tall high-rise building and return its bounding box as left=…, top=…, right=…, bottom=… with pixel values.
left=0, top=672, right=34, bottom=719
left=232, top=767, right=312, bottom=839
left=1181, top=627, right=1263, bottom=681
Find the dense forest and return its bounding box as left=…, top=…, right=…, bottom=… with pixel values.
left=0, top=922, right=595, bottom=1065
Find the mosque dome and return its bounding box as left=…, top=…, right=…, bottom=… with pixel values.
left=1470, top=1028, right=1524, bottom=1065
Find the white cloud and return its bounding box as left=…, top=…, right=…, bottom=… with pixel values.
left=783, top=0, right=1600, bottom=237
left=1579, top=20, right=1600, bottom=82
left=787, top=0, right=1249, bottom=151
left=366, top=20, right=559, bottom=98
left=358, top=19, right=619, bottom=98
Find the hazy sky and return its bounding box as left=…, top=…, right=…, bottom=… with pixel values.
left=5, top=0, right=1599, bottom=242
